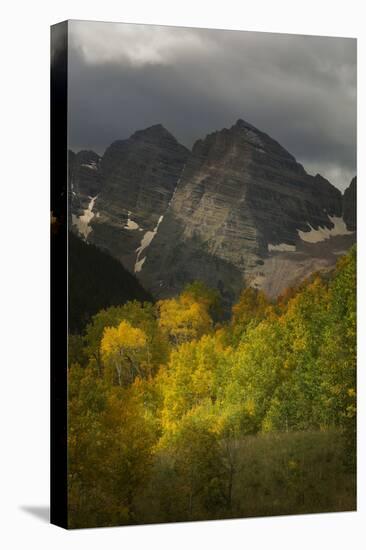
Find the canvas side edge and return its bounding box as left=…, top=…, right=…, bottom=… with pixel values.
left=50, top=20, right=69, bottom=530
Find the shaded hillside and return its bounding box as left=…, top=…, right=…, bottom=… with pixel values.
left=68, top=232, right=152, bottom=332
left=343, top=176, right=357, bottom=231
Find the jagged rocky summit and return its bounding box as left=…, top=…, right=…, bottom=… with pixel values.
left=69, top=119, right=356, bottom=309
left=70, top=125, right=189, bottom=270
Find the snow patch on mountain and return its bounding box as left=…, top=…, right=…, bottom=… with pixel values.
left=268, top=243, right=296, bottom=252
left=298, top=216, right=353, bottom=243
left=81, top=161, right=98, bottom=171
left=124, top=211, right=140, bottom=230
left=135, top=215, right=164, bottom=273
left=72, top=195, right=98, bottom=239
left=135, top=257, right=146, bottom=273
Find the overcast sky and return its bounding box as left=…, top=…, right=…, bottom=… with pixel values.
left=68, top=20, right=356, bottom=191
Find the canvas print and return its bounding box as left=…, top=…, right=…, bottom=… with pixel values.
left=51, top=20, right=356, bottom=529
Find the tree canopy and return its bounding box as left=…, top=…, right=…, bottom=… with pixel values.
left=68, top=247, right=356, bottom=527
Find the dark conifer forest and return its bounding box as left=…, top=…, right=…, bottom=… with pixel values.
left=68, top=232, right=152, bottom=332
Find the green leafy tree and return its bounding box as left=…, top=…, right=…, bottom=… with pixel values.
left=161, top=409, right=226, bottom=518
left=231, top=287, right=270, bottom=344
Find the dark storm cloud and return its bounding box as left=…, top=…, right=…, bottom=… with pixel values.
left=68, top=21, right=356, bottom=190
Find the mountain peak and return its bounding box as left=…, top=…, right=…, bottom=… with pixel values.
left=131, top=123, right=177, bottom=142
left=71, top=118, right=356, bottom=309
left=233, top=118, right=258, bottom=131
left=229, top=117, right=303, bottom=165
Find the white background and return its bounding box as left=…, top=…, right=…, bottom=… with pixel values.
left=1, top=0, right=364, bottom=548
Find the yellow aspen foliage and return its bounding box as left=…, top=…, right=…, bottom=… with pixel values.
left=157, top=293, right=212, bottom=345
left=232, top=287, right=269, bottom=326
left=67, top=247, right=356, bottom=526
left=101, top=320, right=148, bottom=386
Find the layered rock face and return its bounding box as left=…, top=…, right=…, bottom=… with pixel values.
left=74, top=125, right=189, bottom=270
left=69, top=149, right=102, bottom=198
left=70, top=119, right=356, bottom=307
left=140, top=120, right=355, bottom=303
left=68, top=150, right=102, bottom=237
